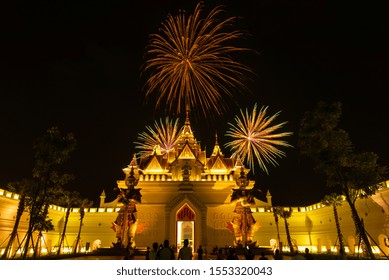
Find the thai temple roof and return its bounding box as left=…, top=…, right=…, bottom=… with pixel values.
left=126, top=112, right=242, bottom=181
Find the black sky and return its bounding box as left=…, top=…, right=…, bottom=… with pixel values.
left=1, top=0, right=388, bottom=206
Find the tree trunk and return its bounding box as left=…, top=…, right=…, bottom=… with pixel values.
left=21, top=206, right=37, bottom=259
left=275, top=218, right=281, bottom=249
left=1, top=194, right=26, bottom=259
left=345, top=194, right=375, bottom=259
left=74, top=218, right=83, bottom=254
left=284, top=218, right=294, bottom=254
left=333, top=205, right=345, bottom=253
left=21, top=183, right=47, bottom=259
left=33, top=231, right=43, bottom=258
left=57, top=208, right=71, bottom=255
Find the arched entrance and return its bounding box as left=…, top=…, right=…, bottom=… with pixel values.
left=176, top=204, right=195, bottom=251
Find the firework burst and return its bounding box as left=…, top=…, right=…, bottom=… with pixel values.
left=142, top=2, right=253, bottom=117
left=225, top=103, right=293, bottom=174
left=134, top=117, right=181, bottom=157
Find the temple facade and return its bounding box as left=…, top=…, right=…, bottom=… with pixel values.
left=101, top=113, right=266, bottom=251
left=1, top=114, right=389, bottom=258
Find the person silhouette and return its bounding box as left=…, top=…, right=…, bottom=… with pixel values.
left=157, top=240, right=174, bottom=260
left=226, top=247, right=238, bottom=260
left=197, top=245, right=203, bottom=260
left=304, top=248, right=314, bottom=260
left=259, top=252, right=268, bottom=260
left=273, top=249, right=282, bottom=260
left=178, top=239, right=193, bottom=260
left=149, top=242, right=159, bottom=260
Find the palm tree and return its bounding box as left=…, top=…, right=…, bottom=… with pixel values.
left=272, top=206, right=281, bottom=250
left=56, top=190, right=81, bottom=255
left=1, top=180, right=31, bottom=259
left=74, top=198, right=93, bottom=254
left=322, top=193, right=345, bottom=254
left=274, top=207, right=294, bottom=254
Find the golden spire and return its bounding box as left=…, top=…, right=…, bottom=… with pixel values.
left=212, top=132, right=223, bottom=156
left=181, top=109, right=194, bottom=137
left=129, top=153, right=138, bottom=167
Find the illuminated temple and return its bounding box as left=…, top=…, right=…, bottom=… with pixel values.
left=1, top=115, right=389, bottom=258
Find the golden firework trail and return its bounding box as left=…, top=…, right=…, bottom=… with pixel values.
left=134, top=117, right=182, bottom=157
left=225, top=103, right=293, bottom=174
left=143, top=2, right=253, bottom=117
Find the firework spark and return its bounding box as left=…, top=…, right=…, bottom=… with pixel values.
left=142, top=2, right=253, bottom=117
left=225, top=103, right=293, bottom=174
left=134, top=117, right=182, bottom=157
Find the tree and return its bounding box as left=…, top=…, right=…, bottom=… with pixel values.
left=274, top=206, right=294, bottom=254
left=74, top=198, right=93, bottom=254
left=20, top=127, right=77, bottom=259
left=31, top=189, right=55, bottom=258
left=56, top=189, right=81, bottom=255
left=321, top=193, right=345, bottom=254
left=298, top=101, right=388, bottom=259
left=1, top=180, right=31, bottom=259
left=272, top=206, right=281, bottom=250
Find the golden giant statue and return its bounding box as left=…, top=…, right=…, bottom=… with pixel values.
left=229, top=169, right=260, bottom=247
left=112, top=167, right=142, bottom=249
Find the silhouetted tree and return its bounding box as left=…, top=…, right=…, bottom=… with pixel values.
left=298, top=101, right=388, bottom=259
left=32, top=189, right=55, bottom=258
left=56, top=189, right=81, bottom=255
left=74, top=198, right=93, bottom=253
left=322, top=193, right=345, bottom=254
left=274, top=206, right=294, bottom=253
left=272, top=206, right=281, bottom=250
left=20, top=127, right=76, bottom=259
left=1, top=180, right=31, bottom=259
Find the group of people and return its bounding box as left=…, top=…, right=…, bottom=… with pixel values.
left=270, top=248, right=314, bottom=260
left=146, top=243, right=315, bottom=260
left=146, top=239, right=204, bottom=260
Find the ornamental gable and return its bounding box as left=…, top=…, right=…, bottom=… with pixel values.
left=177, top=144, right=196, bottom=159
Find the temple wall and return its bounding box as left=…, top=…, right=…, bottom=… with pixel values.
left=135, top=204, right=166, bottom=248
left=205, top=204, right=235, bottom=249
left=250, top=191, right=389, bottom=255
left=1, top=185, right=389, bottom=257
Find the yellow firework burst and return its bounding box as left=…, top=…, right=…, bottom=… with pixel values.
left=142, top=2, right=253, bottom=117
left=134, top=117, right=181, bottom=157
left=225, top=103, right=293, bottom=174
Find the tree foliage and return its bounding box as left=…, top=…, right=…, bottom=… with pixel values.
left=20, top=127, right=77, bottom=259
left=273, top=206, right=294, bottom=254
left=298, top=101, right=388, bottom=259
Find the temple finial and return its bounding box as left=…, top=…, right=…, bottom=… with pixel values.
left=185, top=108, right=190, bottom=125
left=212, top=132, right=223, bottom=156
left=129, top=153, right=138, bottom=167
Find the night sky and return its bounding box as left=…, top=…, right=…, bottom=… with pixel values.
left=1, top=0, right=388, bottom=206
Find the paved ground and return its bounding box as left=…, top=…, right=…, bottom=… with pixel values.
left=66, top=253, right=277, bottom=260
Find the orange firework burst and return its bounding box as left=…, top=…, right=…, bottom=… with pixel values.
left=134, top=117, right=181, bottom=157
left=225, top=103, right=293, bottom=174
left=142, top=2, right=253, bottom=117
